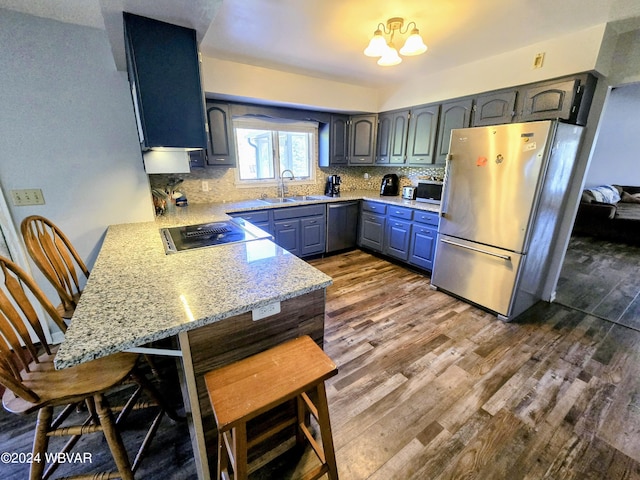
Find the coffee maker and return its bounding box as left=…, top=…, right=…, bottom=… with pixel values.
left=325, top=175, right=341, bottom=197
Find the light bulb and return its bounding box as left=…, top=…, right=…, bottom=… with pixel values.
left=364, top=30, right=387, bottom=57
left=377, top=43, right=402, bottom=66
left=399, top=29, right=427, bottom=56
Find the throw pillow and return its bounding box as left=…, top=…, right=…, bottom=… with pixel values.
left=584, top=185, right=621, bottom=204
left=621, top=191, right=640, bottom=204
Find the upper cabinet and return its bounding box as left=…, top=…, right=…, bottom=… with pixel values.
left=348, top=114, right=378, bottom=165
left=376, top=110, right=409, bottom=165
left=205, top=102, right=236, bottom=166
left=472, top=90, right=517, bottom=127
left=326, top=73, right=596, bottom=168
left=123, top=13, right=207, bottom=151
left=328, top=115, right=349, bottom=166
left=436, top=99, right=473, bottom=165
left=517, top=74, right=596, bottom=125
left=406, top=105, right=440, bottom=166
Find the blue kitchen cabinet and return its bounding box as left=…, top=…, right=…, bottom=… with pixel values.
left=273, top=204, right=326, bottom=257
left=358, top=201, right=387, bottom=252
left=274, top=219, right=300, bottom=256
left=301, top=216, right=326, bottom=257
left=227, top=210, right=273, bottom=236
left=408, top=211, right=439, bottom=271
left=384, top=206, right=413, bottom=261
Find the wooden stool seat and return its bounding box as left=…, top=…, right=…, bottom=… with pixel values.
left=205, top=335, right=339, bottom=480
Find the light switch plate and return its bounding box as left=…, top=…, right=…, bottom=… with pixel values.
left=11, top=189, right=45, bottom=206
left=252, top=302, right=281, bottom=321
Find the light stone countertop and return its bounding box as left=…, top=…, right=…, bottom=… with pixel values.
left=54, top=191, right=439, bottom=369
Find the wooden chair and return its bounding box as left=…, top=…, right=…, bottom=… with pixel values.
left=20, top=215, right=161, bottom=378
left=20, top=215, right=89, bottom=320
left=205, top=335, right=339, bottom=480
left=0, top=255, right=175, bottom=479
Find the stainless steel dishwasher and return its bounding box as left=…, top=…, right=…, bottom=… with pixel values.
left=326, top=201, right=359, bottom=252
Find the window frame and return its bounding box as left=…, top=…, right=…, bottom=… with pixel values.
left=232, top=117, right=318, bottom=188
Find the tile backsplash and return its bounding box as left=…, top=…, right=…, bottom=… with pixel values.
left=149, top=164, right=445, bottom=204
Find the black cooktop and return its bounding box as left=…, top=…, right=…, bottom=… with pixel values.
left=160, top=219, right=271, bottom=254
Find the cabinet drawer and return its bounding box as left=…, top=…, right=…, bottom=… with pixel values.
left=361, top=201, right=387, bottom=215
left=414, top=210, right=439, bottom=226
left=273, top=204, right=325, bottom=220
left=388, top=206, right=413, bottom=220
left=228, top=210, right=270, bottom=223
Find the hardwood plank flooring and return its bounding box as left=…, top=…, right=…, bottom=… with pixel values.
left=2, top=247, right=640, bottom=479
left=556, top=235, right=640, bottom=329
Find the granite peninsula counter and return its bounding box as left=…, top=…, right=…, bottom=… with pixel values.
left=53, top=191, right=437, bottom=478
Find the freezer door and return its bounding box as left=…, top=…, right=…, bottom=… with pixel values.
left=440, top=121, right=553, bottom=252
left=431, top=234, right=523, bottom=317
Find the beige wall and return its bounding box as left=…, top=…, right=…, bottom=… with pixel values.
left=200, top=56, right=379, bottom=113
left=202, top=24, right=609, bottom=113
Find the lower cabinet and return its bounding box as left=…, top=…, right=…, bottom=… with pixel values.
left=228, top=210, right=272, bottom=236
left=359, top=201, right=439, bottom=271
left=384, top=206, right=413, bottom=261
left=232, top=204, right=326, bottom=257
left=300, top=216, right=326, bottom=257
left=359, top=201, right=387, bottom=252
left=274, top=219, right=300, bottom=255
left=408, top=210, right=439, bottom=270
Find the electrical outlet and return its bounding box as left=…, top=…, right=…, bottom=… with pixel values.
left=202, top=180, right=209, bottom=192
left=11, top=189, right=45, bottom=206
left=252, top=302, right=281, bottom=321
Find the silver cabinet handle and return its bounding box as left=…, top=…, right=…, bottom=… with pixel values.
left=440, top=238, right=511, bottom=261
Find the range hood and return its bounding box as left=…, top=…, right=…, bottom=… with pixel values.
left=123, top=12, right=207, bottom=157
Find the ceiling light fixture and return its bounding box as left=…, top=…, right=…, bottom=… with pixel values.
left=364, top=17, right=428, bottom=66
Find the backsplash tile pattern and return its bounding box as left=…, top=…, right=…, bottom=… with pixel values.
left=150, top=165, right=445, bottom=204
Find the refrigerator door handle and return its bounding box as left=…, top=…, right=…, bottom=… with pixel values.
left=440, top=155, right=453, bottom=217
left=440, top=238, right=512, bottom=261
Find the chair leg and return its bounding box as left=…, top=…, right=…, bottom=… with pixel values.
left=233, top=424, right=248, bottom=480
left=30, top=406, right=52, bottom=480
left=128, top=368, right=182, bottom=422
left=315, top=383, right=339, bottom=480
left=94, top=393, right=134, bottom=480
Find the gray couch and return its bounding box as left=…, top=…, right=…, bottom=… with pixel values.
left=573, top=185, right=640, bottom=244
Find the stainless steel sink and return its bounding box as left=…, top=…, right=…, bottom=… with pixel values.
left=258, top=195, right=327, bottom=204
left=258, top=197, right=296, bottom=204
left=286, top=195, right=326, bottom=201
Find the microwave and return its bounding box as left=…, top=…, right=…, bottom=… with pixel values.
left=415, top=181, right=443, bottom=204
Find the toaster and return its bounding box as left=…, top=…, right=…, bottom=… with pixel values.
left=402, top=186, right=417, bottom=200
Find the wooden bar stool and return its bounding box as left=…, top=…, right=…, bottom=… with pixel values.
left=204, top=335, right=339, bottom=480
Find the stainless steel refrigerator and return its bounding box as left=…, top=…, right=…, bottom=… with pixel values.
left=431, top=120, right=584, bottom=321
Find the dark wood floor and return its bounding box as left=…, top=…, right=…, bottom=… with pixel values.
left=2, top=242, right=640, bottom=479
left=556, top=235, right=640, bottom=330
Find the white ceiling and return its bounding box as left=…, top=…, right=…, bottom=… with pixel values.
left=2, top=0, right=640, bottom=87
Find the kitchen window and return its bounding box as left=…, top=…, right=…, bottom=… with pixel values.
left=233, top=117, right=317, bottom=186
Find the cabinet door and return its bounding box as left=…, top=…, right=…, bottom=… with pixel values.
left=376, top=111, right=409, bottom=165
left=375, top=113, right=392, bottom=164
left=406, top=105, right=440, bottom=165
left=301, top=215, right=326, bottom=256
left=472, top=91, right=517, bottom=127
left=329, top=114, right=349, bottom=165
left=389, top=111, right=409, bottom=164
left=274, top=219, right=300, bottom=256
left=518, top=79, right=579, bottom=123
left=436, top=99, right=472, bottom=165
left=384, top=218, right=412, bottom=261
left=359, top=212, right=386, bottom=252
left=349, top=114, right=377, bottom=165
left=206, top=102, right=236, bottom=166
left=409, top=224, right=437, bottom=270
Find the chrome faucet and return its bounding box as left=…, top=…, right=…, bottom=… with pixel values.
left=279, top=169, right=295, bottom=198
